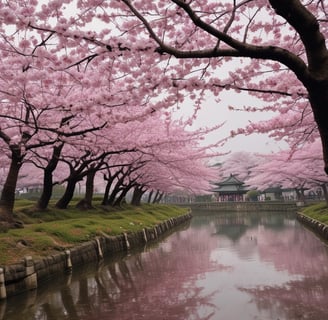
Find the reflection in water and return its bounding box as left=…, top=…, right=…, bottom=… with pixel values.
left=240, top=274, right=328, bottom=320
left=2, top=211, right=328, bottom=320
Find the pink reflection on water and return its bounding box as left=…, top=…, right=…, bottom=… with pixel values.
left=3, top=212, right=328, bottom=320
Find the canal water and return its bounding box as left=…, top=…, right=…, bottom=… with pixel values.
left=2, top=210, right=328, bottom=320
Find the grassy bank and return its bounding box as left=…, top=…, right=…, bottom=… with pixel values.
left=0, top=200, right=189, bottom=266
left=300, top=202, right=328, bottom=224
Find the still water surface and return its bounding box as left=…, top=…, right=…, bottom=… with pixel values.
left=2, top=210, right=328, bottom=320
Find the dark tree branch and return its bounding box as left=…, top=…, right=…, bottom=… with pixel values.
left=122, top=0, right=310, bottom=84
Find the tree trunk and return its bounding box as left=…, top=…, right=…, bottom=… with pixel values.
left=147, top=190, right=154, bottom=204
left=321, top=184, right=328, bottom=206
left=0, top=146, right=23, bottom=223
left=269, top=0, right=328, bottom=175
left=102, top=174, right=117, bottom=206
left=36, top=168, right=53, bottom=210
left=131, top=186, right=146, bottom=206
left=102, top=179, right=112, bottom=206
left=76, top=169, right=96, bottom=210
left=55, top=179, right=78, bottom=209
left=155, top=192, right=164, bottom=204
left=36, top=169, right=53, bottom=210
left=106, top=175, right=126, bottom=206
left=113, top=187, right=131, bottom=207
left=308, top=85, right=328, bottom=175
left=37, top=144, right=64, bottom=210
left=107, top=185, right=122, bottom=206
left=152, top=190, right=160, bottom=204
left=100, top=167, right=126, bottom=206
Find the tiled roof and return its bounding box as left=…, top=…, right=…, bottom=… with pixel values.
left=212, top=174, right=249, bottom=194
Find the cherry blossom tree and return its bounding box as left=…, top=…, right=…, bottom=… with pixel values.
left=4, top=0, right=327, bottom=224
left=7, top=98, right=221, bottom=213
left=7, top=0, right=324, bottom=172
left=0, top=10, right=198, bottom=223
left=49, top=121, right=143, bottom=209
left=216, top=151, right=264, bottom=182
left=0, top=57, right=109, bottom=221
left=126, top=115, right=222, bottom=204
left=246, top=139, right=328, bottom=204
left=113, top=0, right=328, bottom=174
left=6, top=1, right=327, bottom=171
left=99, top=116, right=222, bottom=207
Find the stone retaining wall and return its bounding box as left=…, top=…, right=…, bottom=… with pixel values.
left=297, top=213, right=328, bottom=241
left=0, top=212, right=192, bottom=300
left=188, top=201, right=297, bottom=212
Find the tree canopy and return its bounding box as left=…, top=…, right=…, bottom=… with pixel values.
left=1, top=0, right=328, bottom=224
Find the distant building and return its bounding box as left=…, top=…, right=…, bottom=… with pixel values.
left=262, top=186, right=283, bottom=201
left=212, top=174, right=249, bottom=202
left=281, top=188, right=297, bottom=201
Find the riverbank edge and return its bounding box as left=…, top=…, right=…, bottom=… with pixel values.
left=0, top=211, right=192, bottom=300
left=186, top=201, right=298, bottom=212
left=296, top=212, right=328, bottom=241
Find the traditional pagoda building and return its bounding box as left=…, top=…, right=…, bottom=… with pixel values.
left=212, top=174, right=249, bottom=202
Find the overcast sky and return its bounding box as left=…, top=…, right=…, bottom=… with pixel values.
left=173, top=89, right=288, bottom=155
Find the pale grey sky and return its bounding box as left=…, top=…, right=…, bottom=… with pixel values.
left=173, top=90, right=288, bottom=155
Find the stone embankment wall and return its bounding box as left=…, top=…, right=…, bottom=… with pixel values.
left=297, top=213, right=328, bottom=241
left=188, top=201, right=297, bottom=212
left=0, top=212, right=192, bottom=300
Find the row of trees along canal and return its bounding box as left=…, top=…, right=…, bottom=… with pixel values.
left=1, top=0, right=328, bottom=226
left=217, top=148, right=328, bottom=205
